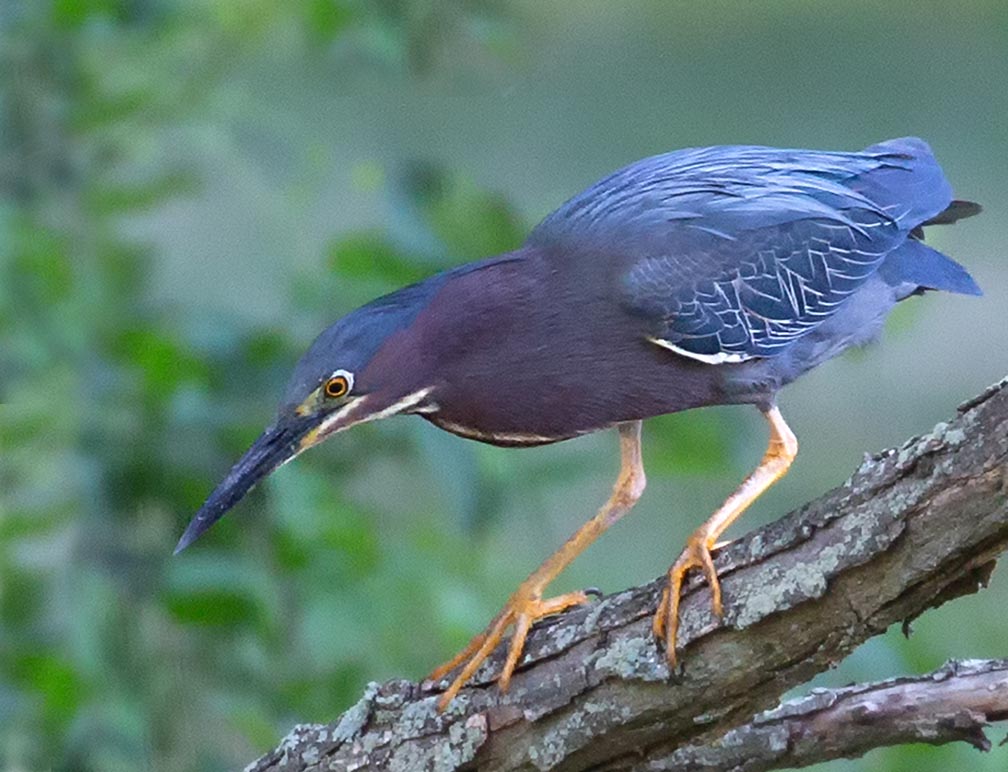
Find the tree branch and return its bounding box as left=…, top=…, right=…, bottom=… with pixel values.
left=248, top=376, right=1008, bottom=772
left=656, top=658, right=1008, bottom=771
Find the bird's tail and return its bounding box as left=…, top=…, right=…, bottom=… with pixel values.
left=879, top=192, right=982, bottom=298
left=920, top=198, right=983, bottom=228
left=880, top=237, right=982, bottom=298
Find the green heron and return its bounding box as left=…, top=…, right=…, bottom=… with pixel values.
left=176, top=137, right=980, bottom=709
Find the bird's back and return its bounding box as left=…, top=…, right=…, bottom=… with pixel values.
left=529, top=137, right=979, bottom=364
left=532, top=138, right=950, bottom=254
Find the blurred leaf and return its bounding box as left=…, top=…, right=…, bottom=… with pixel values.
left=882, top=295, right=926, bottom=336
left=0, top=509, right=69, bottom=541
left=305, top=0, right=353, bottom=41
left=229, top=703, right=280, bottom=753
left=244, top=329, right=291, bottom=368
left=85, top=172, right=199, bottom=215
left=74, top=87, right=159, bottom=131
left=317, top=515, right=381, bottom=575
left=0, top=567, right=46, bottom=626
left=52, top=0, right=126, bottom=28
left=111, top=326, right=210, bottom=398
left=8, top=226, right=73, bottom=307
left=269, top=463, right=382, bottom=579
left=164, top=589, right=261, bottom=628
left=96, top=241, right=146, bottom=297
left=9, top=653, right=87, bottom=729
left=164, top=554, right=273, bottom=629
left=272, top=530, right=312, bottom=571
left=645, top=409, right=736, bottom=476
left=349, top=160, right=384, bottom=192
left=396, top=163, right=526, bottom=259
left=326, top=231, right=428, bottom=286
left=426, top=178, right=525, bottom=258
left=280, top=663, right=367, bottom=722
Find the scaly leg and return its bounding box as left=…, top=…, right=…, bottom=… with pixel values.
left=430, top=421, right=646, bottom=710
left=653, top=405, right=798, bottom=667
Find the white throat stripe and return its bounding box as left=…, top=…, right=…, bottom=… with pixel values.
left=315, top=387, right=433, bottom=435
left=365, top=387, right=434, bottom=422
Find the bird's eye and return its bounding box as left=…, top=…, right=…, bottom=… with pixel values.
left=323, top=372, right=352, bottom=399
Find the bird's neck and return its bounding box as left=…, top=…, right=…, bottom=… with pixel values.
left=413, top=247, right=544, bottom=366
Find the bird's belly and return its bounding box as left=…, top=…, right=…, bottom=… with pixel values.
left=421, top=350, right=722, bottom=445
left=422, top=413, right=581, bottom=447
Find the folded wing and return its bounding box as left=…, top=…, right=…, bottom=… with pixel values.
left=528, top=137, right=955, bottom=363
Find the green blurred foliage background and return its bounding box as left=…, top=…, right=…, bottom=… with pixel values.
left=1, top=1, right=1005, bottom=769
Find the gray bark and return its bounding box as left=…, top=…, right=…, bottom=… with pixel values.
left=248, top=376, right=1008, bottom=772
left=655, top=658, right=1008, bottom=771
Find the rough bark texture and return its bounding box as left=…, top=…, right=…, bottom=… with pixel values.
left=248, top=377, right=1008, bottom=772
left=657, top=658, right=1008, bottom=771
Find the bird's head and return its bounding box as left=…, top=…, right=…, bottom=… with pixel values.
left=174, top=281, right=441, bottom=553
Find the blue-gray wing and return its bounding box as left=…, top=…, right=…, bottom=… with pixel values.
left=528, top=137, right=953, bottom=362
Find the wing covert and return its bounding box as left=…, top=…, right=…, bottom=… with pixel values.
left=528, top=138, right=952, bottom=362
left=624, top=212, right=902, bottom=361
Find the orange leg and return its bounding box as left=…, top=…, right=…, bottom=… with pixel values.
left=430, top=421, right=646, bottom=711
left=653, top=405, right=798, bottom=667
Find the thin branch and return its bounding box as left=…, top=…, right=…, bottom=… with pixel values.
left=248, top=376, right=1008, bottom=772
left=654, top=658, right=1008, bottom=771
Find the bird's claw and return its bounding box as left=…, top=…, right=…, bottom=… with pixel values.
left=652, top=533, right=723, bottom=669
left=429, top=588, right=591, bottom=711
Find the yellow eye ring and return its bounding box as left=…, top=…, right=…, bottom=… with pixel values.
left=324, top=374, right=350, bottom=399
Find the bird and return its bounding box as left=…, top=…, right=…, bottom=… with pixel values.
left=175, top=137, right=981, bottom=710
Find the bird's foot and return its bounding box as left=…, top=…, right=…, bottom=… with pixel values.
left=429, top=588, right=591, bottom=711
left=652, top=531, right=723, bottom=670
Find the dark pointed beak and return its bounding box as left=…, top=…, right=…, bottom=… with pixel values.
left=174, top=415, right=319, bottom=554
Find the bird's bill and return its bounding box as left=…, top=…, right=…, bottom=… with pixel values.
left=173, top=415, right=319, bottom=554
left=174, top=390, right=429, bottom=554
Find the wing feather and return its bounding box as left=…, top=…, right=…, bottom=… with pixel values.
left=528, top=137, right=953, bottom=361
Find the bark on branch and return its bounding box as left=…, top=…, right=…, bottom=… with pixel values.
left=658, top=657, right=1008, bottom=771
left=249, top=377, right=1008, bottom=772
